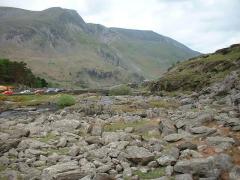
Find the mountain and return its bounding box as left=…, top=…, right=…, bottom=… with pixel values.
left=150, top=44, right=240, bottom=92
left=0, top=7, right=200, bottom=88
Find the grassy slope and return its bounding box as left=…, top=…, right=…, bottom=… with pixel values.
left=150, top=44, right=240, bottom=92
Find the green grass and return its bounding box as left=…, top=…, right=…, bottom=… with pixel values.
left=148, top=99, right=180, bottom=109
left=0, top=94, right=59, bottom=111
left=109, top=85, right=132, bottom=96
left=46, top=147, right=69, bottom=155
left=57, top=94, right=76, bottom=108
left=150, top=44, right=240, bottom=92
left=133, top=167, right=165, bottom=179
left=36, top=133, right=58, bottom=143
left=0, top=164, right=6, bottom=172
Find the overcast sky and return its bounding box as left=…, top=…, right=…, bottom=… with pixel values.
left=1, top=0, right=240, bottom=53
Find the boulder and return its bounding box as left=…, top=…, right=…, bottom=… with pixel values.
left=206, top=136, right=235, bottom=146
left=190, top=126, right=216, bottom=135
left=229, top=165, right=240, bottom=180
left=0, top=139, right=20, bottom=155
left=51, top=119, right=80, bottom=132
left=18, top=139, right=51, bottom=149
left=89, top=121, right=104, bottom=136
left=163, top=133, right=184, bottom=142
left=180, top=149, right=203, bottom=159
left=102, top=132, right=130, bottom=144
left=177, top=142, right=197, bottom=151
left=157, top=147, right=179, bottom=166
left=159, top=119, right=176, bottom=136
left=57, top=137, right=67, bottom=148
left=85, top=136, right=103, bottom=145
left=196, top=112, right=214, bottom=124
left=41, top=161, right=85, bottom=180
left=6, top=128, right=30, bottom=138
left=125, top=146, right=154, bottom=165
left=174, top=155, right=230, bottom=178
left=175, top=174, right=193, bottom=180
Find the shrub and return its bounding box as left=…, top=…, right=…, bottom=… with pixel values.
left=57, top=94, right=76, bottom=107
left=109, top=85, right=132, bottom=96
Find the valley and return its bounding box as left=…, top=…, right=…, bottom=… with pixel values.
left=0, top=7, right=199, bottom=88
left=0, top=44, right=240, bottom=180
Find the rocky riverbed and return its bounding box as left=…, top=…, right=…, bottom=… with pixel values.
left=1, top=78, right=240, bottom=180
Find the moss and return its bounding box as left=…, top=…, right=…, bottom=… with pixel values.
left=133, top=167, right=165, bottom=179
left=109, top=85, right=132, bottom=96
left=0, top=164, right=7, bottom=172
left=46, top=147, right=69, bottom=155
left=36, top=133, right=58, bottom=143
left=148, top=99, right=180, bottom=109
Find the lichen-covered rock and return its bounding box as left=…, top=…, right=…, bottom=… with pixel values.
left=125, top=146, right=154, bottom=165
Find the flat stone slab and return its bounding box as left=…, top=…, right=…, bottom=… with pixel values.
left=163, top=133, right=184, bottom=142
left=125, top=146, right=154, bottom=165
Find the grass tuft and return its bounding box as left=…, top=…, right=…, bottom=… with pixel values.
left=133, top=167, right=165, bottom=179
left=57, top=94, right=76, bottom=108
left=109, top=85, right=132, bottom=96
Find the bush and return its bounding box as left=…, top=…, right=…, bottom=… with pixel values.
left=57, top=94, right=76, bottom=107
left=109, top=85, right=132, bottom=96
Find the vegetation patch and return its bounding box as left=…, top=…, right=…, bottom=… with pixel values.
left=36, top=133, right=58, bottom=143
left=150, top=44, right=240, bottom=92
left=133, top=167, right=165, bottom=179
left=148, top=99, right=180, bottom=109
left=57, top=94, right=76, bottom=108
left=109, top=85, right=132, bottom=96
left=0, top=164, right=6, bottom=172
left=46, top=147, right=69, bottom=155
left=0, top=95, right=58, bottom=110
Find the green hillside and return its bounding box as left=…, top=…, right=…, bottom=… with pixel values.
left=150, top=44, right=240, bottom=92
left=0, top=7, right=200, bottom=88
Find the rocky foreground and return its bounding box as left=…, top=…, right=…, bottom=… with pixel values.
left=1, top=74, right=240, bottom=180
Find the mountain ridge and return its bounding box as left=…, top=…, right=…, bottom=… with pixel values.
left=0, top=6, right=200, bottom=88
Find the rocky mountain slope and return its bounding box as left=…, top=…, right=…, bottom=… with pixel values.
left=0, top=7, right=200, bottom=88
left=150, top=44, right=240, bottom=92
left=0, top=74, right=240, bottom=179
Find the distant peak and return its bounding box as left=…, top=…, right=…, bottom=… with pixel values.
left=42, top=7, right=86, bottom=25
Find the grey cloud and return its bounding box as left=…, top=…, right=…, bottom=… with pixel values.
left=0, top=0, right=239, bottom=53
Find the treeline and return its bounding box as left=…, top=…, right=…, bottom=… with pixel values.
left=0, top=59, right=48, bottom=87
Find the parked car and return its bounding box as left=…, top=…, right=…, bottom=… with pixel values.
left=45, top=88, right=55, bottom=93
left=20, top=90, right=31, bottom=94
left=54, top=88, right=65, bottom=93
left=2, top=90, right=14, bottom=95
left=34, top=90, right=45, bottom=95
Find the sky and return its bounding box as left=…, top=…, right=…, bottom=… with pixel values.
left=0, top=0, right=240, bottom=53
